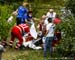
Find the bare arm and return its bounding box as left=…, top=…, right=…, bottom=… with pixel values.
left=12, top=9, right=18, bottom=16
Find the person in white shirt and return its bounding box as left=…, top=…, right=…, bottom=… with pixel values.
left=44, top=18, right=55, bottom=58
left=44, top=9, right=56, bottom=25
left=46, top=9, right=56, bottom=21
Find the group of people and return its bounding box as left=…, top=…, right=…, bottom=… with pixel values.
left=7, top=2, right=32, bottom=49
left=1, top=1, right=62, bottom=59
left=37, top=8, right=62, bottom=58
left=8, top=2, right=42, bottom=50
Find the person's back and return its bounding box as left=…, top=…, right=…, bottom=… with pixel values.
left=17, top=6, right=28, bottom=18
left=16, top=2, right=28, bottom=25
left=44, top=18, right=55, bottom=58
left=46, top=18, right=55, bottom=37
left=18, top=24, right=30, bottom=33
left=46, top=23, right=55, bottom=37
left=9, top=24, right=30, bottom=49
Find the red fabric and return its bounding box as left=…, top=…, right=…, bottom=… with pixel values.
left=52, top=40, right=60, bottom=46
left=55, top=32, right=61, bottom=40
left=52, top=32, right=61, bottom=46
left=26, top=36, right=33, bottom=42
left=9, top=24, right=30, bottom=48
left=10, top=26, right=23, bottom=47
left=19, top=24, right=30, bottom=33
left=53, top=18, right=61, bottom=24
left=39, top=23, right=43, bottom=31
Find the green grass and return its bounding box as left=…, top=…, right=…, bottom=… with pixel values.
left=2, top=47, right=75, bottom=60
left=2, top=48, right=44, bottom=60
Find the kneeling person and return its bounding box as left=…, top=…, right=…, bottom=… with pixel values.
left=9, top=24, right=30, bottom=49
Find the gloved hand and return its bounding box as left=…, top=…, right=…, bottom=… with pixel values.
left=7, top=16, right=13, bottom=23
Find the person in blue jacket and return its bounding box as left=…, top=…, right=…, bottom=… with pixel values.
left=13, top=2, right=29, bottom=25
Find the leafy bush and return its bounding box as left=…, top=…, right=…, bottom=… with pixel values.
left=56, top=14, right=75, bottom=52
left=0, top=5, right=15, bottom=41
left=65, top=0, right=75, bottom=16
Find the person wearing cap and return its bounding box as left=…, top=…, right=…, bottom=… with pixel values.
left=46, top=8, right=56, bottom=21
left=12, top=2, right=29, bottom=25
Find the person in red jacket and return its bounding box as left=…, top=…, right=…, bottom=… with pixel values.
left=9, top=24, right=30, bottom=49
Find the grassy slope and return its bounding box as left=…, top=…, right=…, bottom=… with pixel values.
left=2, top=47, right=74, bottom=60
left=2, top=48, right=44, bottom=60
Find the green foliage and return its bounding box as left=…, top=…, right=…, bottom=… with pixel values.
left=0, top=0, right=24, bottom=4
left=65, top=0, right=75, bottom=16
left=28, top=0, right=64, bottom=18
left=0, top=5, right=15, bottom=41
left=29, top=0, right=64, bottom=6
left=56, top=15, right=75, bottom=51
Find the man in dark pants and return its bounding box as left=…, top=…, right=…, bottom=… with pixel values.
left=44, top=18, right=55, bottom=60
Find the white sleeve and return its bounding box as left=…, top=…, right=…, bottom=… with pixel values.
left=44, top=18, right=48, bottom=25
left=46, top=24, right=49, bottom=31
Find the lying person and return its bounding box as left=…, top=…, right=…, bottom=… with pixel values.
left=23, top=36, right=42, bottom=50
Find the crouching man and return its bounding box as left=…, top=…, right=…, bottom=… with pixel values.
left=9, top=23, right=30, bottom=49
left=9, top=23, right=42, bottom=50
